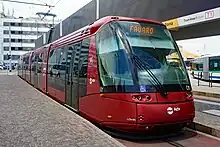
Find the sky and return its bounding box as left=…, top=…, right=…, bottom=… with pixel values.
left=177, top=35, right=220, bottom=56
left=1, top=0, right=220, bottom=56
left=0, top=0, right=92, bottom=20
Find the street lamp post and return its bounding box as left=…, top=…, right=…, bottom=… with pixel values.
left=96, top=0, right=99, bottom=19
left=9, top=23, right=12, bottom=72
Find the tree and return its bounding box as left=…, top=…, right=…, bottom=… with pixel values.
left=0, top=2, right=6, bottom=17
left=12, top=9, right=14, bottom=17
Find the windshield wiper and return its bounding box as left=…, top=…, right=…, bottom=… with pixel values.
left=132, top=55, right=168, bottom=97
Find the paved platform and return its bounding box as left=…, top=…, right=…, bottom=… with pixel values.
left=0, top=75, right=124, bottom=147
left=189, top=111, right=220, bottom=138
left=188, top=94, right=220, bottom=138
left=188, top=73, right=220, bottom=98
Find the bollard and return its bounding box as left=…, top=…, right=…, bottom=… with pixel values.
left=211, top=72, right=213, bottom=87
left=209, top=72, right=211, bottom=87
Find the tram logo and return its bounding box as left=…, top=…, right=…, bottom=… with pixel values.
left=167, top=107, right=180, bottom=115
left=89, top=78, right=95, bottom=84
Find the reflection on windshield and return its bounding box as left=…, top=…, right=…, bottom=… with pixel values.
left=96, top=21, right=191, bottom=93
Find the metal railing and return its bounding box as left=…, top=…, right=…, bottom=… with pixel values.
left=209, top=72, right=213, bottom=87
left=197, top=72, right=213, bottom=87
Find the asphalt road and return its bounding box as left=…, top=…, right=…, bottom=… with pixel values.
left=116, top=129, right=220, bottom=147
left=194, top=97, right=220, bottom=114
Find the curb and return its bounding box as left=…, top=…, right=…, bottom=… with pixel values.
left=188, top=122, right=220, bottom=138
left=193, top=91, right=220, bottom=99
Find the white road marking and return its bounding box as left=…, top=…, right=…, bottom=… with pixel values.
left=203, top=110, right=220, bottom=117
left=194, top=99, right=220, bottom=107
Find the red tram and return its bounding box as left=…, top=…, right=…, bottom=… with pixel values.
left=17, top=16, right=195, bottom=133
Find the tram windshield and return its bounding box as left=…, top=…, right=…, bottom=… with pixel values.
left=96, top=21, right=191, bottom=93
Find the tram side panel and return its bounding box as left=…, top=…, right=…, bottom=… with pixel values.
left=41, top=47, right=48, bottom=93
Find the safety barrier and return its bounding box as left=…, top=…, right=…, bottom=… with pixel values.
left=197, top=72, right=213, bottom=87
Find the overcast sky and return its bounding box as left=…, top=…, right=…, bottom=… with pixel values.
left=177, top=35, right=220, bottom=56
left=0, top=0, right=92, bottom=20
left=1, top=0, right=220, bottom=56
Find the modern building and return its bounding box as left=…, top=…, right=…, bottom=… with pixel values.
left=35, top=0, right=220, bottom=48
left=0, top=17, right=60, bottom=66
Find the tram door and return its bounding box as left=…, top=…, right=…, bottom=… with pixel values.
left=66, top=42, right=81, bottom=110
left=32, top=54, right=38, bottom=88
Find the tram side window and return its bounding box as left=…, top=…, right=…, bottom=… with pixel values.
left=79, top=38, right=90, bottom=78
left=36, top=54, right=42, bottom=73
left=31, top=54, right=36, bottom=72
left=72, top=43, right=81, bottom=77
left=22, top=57, right=26, bottom=70
left=48, top=49, right=56, bottom=75
left=24, top=56, right=30, bottom=70
left=48, top=49, right=57, bottom=88
left=38, top=53, right=44, bottom=73
left=55, top=48, right=67, bottom=92
left=209, top=58, right=220, bottom=71
left=66, top=46, right=74, bottom=74
left=78, top=38, right=90, bottom=98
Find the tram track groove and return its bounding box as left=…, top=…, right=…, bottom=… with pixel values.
left=164, top=139, right=185, bottom=147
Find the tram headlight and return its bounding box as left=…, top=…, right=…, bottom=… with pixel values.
left=137, top=96, right=142, bottom=101
left=145, top=95, right=151, bottom=101
left=186, top=92, right=193, bottom=100
left=132, top=95, right=151, bottom=102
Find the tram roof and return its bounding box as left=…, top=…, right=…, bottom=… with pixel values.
left=22, top=16, right=165, bottom=57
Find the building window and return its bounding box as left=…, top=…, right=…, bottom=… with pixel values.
left=10, top=23, right=15, bottom=26
left=22, top=39, right=35, bottom=43
left=3, top=55, right=20, bottom=60
left=21, top=23, right=38, bottom=28
left=11, top=47, right=20, bottom=51
left=3, top=47, right=32, bottom=51
left=12, top=55, right=20, bottom=60
left=4, top=30, right=9, bottom=34
left=22, top=47, right=32, bottom=51
left=4, top=47, right=9, bottom=51
left=3, top=22, right=10, bottom=26
left=11, top=23, right=21, bottom=26
left=3, top=38, right=9, bottom=42
left=4, top=55, right=8, bottom=60
left=3, top=39, right=35, bottom=43
left=8, top=31, right=37, bottom=35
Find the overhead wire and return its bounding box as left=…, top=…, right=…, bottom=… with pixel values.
left=40, top=0, right=62, bottom=21
left=38, top=0, right=61, bottom=28
left=36, top=0, right=48, bottom=5
left=0, top=0, right=54, bottom=7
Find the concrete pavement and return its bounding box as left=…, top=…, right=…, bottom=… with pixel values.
left=188, top=72, right=220, bottom=98
left=0, top=75, right=124, bottom=147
